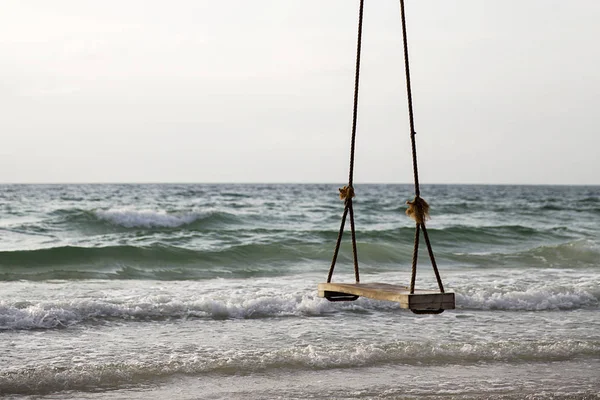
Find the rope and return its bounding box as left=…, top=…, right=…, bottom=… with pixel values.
left=348, top=0, right=365, bottom=188
left=421, top=224, right=444, bottom=292
left=409, top=223, right=420, bottom=293
left=327, top=205, right=349, bottom=283
left=326, top=0, right=365, bottom=284
left=348, top=201, right=360, bottom=282
left=399, top=0, right=420, bottom=198
left=399, top=0, right=445, bottom=297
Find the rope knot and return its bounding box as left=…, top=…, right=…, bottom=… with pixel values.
left=406, top=196, right=430, bottom=224
left=339, top=185, right=355, bottom=201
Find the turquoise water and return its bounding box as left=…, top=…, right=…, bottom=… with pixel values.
left=1, top=184, right=599, bottom=398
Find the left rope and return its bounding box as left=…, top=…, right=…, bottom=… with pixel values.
left=327, top=0, right=365, bottom=284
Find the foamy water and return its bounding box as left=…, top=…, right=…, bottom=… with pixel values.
left=95, top=208, right=203, bottom=228
left=1, top=184, right=599, bottom=399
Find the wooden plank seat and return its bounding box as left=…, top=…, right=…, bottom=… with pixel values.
left=318, top=282, right=455, bottom=313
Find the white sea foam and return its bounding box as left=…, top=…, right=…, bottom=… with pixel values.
left=0, top=294, right=342, bottom=330
left=95, top=208, right=201, bottom=228
left=1, top=281, right=597, bottom=330
left=457, top=285, right=599, bottom=311
left=1, top=337, right=598, bottom=395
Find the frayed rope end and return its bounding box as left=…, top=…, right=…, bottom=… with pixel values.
left=339, top=186, right=355, bottom=201
left=406, top=197, right=430, bottom=224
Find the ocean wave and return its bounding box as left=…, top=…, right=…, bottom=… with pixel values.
left=323, top=225, right=571, bottom=245
left=95, top=209, right=202, bottom=228
left=2, top=280, right=598, bottom=331
left=429, top=224, right=570, bottom=245
left=452, top=239, right=600, bottom=269
left=1, top=235, right=597, bottom=280
left=1, top=338, right=598, bottom=395
left=457, top=285, right=599, bottom=311
left=45, top=207, right=243, bottom=231
left=0, top=294, right=339, bottom=330
left=0, top=240, right=416, bottom=280
left=1, top=236, right=598, bottom=282
left=92, top=208, right=243, bottom=229
left=0, top=245, right=200, bottom=269
left=526, top=240, right=600, bottom=266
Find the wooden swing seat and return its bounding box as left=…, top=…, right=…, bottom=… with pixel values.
left=318, top=282, right=455, bottom=312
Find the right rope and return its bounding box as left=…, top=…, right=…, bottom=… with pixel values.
left=399, top=0, right=445, bottom=296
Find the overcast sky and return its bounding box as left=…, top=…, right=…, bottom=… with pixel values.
left=2, top=0, right=599, bottom=184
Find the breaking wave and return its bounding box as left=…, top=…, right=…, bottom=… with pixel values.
left=95, top=209, right=204, bottom=228
left=2, top=279, right=598, bottom=331
left=1, top=338, right=598, bottom=395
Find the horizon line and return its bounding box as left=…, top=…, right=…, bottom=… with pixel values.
left=1, top=182, right=599, bottom=187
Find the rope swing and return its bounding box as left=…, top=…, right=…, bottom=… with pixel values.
left=326, top=0, right=365, bottom=287
left=399, top=0, right=445, bottom=299
left=321, top=0, right=452, bottom=314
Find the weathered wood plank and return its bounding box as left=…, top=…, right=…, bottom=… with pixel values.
left=318, top=282, right=455, bottom=310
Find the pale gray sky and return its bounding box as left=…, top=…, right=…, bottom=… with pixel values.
left=1, top=0, right=599, bottom=184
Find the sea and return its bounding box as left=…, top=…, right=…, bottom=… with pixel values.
left=0, top=183, right=599, bottom=399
